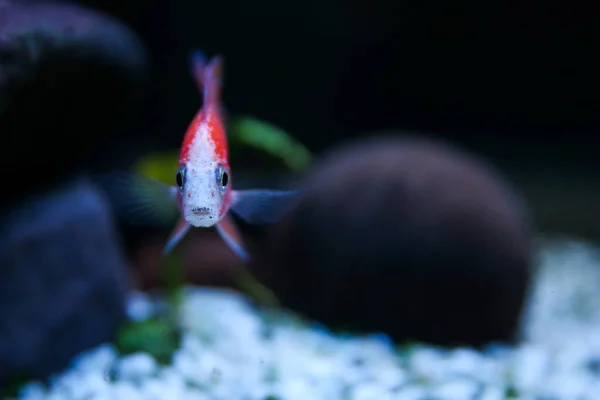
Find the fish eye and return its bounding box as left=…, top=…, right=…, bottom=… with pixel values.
left=221, top=170, right=229, bottom=187
left=176, top=165, right=186, bottom=192
left=216, top=164, right=229, bottom=191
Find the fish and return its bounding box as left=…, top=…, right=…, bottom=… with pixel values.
left=97, top=50, right=301, bottom=261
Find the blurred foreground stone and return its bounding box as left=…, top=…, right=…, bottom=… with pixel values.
left=0, top=179, right=130, bottom=386
left=248, top=134, right=535, bottom=347
left=0, top=0, right=148, bottom=209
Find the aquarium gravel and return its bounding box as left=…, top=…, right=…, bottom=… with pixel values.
left=12, top=239, right=600, bottom=400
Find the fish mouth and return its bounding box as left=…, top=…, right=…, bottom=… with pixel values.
left=190, top=206, right=212, bottom=216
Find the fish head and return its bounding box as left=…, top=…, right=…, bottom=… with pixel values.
left=176, top=159, right=231, bottom=228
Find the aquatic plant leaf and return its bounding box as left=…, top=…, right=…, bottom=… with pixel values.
left=115, top=318, right=180, bottom=365
left=133, top=151, right=180, bottom=186
left=230, top=116, right=312, bottom=171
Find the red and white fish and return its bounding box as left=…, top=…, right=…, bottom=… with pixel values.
left=100, top=50, right=300, bottom=261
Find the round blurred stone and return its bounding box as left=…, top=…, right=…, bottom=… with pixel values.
left=250, top=134, right=534, bottom=347
left=0, top=179, right=130, bottom=386
left=0, top=0, right=148, bottom=208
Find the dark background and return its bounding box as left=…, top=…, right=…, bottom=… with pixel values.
left=77, top=0, right=599, bottom=160
left=31, top=0, right=600, bottom=238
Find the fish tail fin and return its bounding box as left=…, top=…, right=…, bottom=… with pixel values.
left=189, top=50, right=207, bottom=92
left=189, top=49, right=223, bottom=108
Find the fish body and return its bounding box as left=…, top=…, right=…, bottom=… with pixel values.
left=100, top=51, right=300, bottom=261
left=177, top=53, right=231, bottom=228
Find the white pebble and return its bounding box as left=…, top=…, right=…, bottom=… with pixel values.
left=86, top=393, right=112, bottom=400
left=116, top=352, right=157, bottom=380
left=68, top=372, right=110, bottom=399
left=140, top=379, right=178, bottom=400
left=408, top=347, right=449, bottom=381
left=511, top=344, right=550, bottom=392
left=126, top=291, right=155, bottom=322
left=278, top=378, right=318, bottom=400
left=429, top=378, right=480, bottom=400
left=479, top=385, right=505, bottom=400
left=394, top=384, right=429, bottom=400
left=178, top=389, right=211, bottom=400
left=70, top=344, right=117, bottom=375
left=446, top=348, right=486, bottom=377
left=110, top=381, right=145, bottom=400
left=352, top=382, right=394, bottom=400
left=541, top=373, right=594, bottom=399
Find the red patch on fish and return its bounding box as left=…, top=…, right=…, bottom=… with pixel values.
left=179, top=55, right=229, bottom=167
left=180, top=108, right=228, bottom=165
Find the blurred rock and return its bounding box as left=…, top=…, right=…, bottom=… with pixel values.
left=0, top=0, right=148, bottom=209
left=0, top=179, right=131, bottom=386
left=247, top=134, right=535, bottom=348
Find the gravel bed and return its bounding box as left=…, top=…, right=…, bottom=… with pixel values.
left=11, top=238, right=600, bottom=400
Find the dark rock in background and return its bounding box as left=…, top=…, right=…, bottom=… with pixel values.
left=0, top=0, right=149, bottom=210
left=248, top=134, right=534, bottom=348
left=0, top=179, right=131, bottom=386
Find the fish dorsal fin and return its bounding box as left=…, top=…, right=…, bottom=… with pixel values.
left=190, top=50, right=223, bottom=109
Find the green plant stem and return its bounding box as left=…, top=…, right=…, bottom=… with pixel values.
left=163, top=252, right=185, bottom=319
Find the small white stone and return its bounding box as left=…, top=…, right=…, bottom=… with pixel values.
left=157, top=367, right=187, bottom=393
left=429, top=378, right=480, bottom=400
left=478, top=385, right=505, bottom=400
left=116, top=352, right=157, bottom=380
left=511, top=344, right=550, bottom=392
left=86, top=393, right=113, bottom=400
left=126, top=291, right=155, bottom=322
left=278, top=377, right=317, bottom=400
left=393, top=384, right=430, bottom=400
left=140, top=378, right=178, bottom=400
left=70, top=344, right=118, bottom=375
left=110, top=381, right=144, bottom=400
left=172, top=350, right=201, bottom=380
left=68, top=372, right=111, bottom=399
left=446, top=348, right=486, bottom=376
left=353, top=382, right=394, bottom=400
left=408, top=347, right=449, bottom=381
left=541, top=372, right=594, bottom=399
left=178, top=389, right=211, bottom=400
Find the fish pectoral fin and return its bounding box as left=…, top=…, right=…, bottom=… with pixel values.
left=216, top=214, right=250, bottom=262
left=163, top=219, right=191, bottom=255
left=229, top=189, right=302, bottom=225
left=93, top=171, right=180, bottom=227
